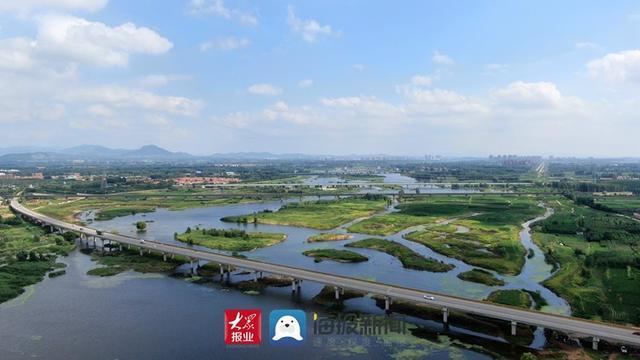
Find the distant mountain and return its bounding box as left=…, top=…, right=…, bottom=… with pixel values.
left=0, top=144, right=194, bottom=163
left=0, top=146, right=58, bottom=156
left=0, top=145, right=425, bottom=164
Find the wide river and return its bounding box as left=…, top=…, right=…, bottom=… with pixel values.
left=0, top=175, right=569, bottom=359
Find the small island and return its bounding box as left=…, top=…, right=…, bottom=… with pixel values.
left=345, top=238, right=454, bottom=272
left=302, top=248, right=368, bottom=263
left=307, top=233, right=353, bottom=243
left=175, top=227, right=286, bottom=251
left=485, top=289, right=532, bottom=308
left=457, top=269, right=505, bottom=286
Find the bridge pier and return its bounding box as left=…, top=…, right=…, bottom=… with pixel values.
left=511, top=321, right=517, bottom=336
left=384, top=296, right=392, bottom=311
left=163, top=253, right=167, bottom=262
left=92, top=237, right=97, bottom=249
left=189, top=259, right=197, bottom=275
left=139, top=248, right=143, bottom=256
left=219, top=264, right=224, bottom=279
left=592, top=337, right=599, bottom=351
left=442, top=307, right=448, bottom=324
left=334, top=286, right=340, bottom=300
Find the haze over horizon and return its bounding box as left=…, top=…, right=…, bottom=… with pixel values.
left=1, top=0, right=640, bottom=157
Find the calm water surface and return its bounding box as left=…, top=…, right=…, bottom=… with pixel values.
left=0, top=176, right=564, bottom=359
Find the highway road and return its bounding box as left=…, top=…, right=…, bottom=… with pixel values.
left=10, top=198, right=640, bottom=347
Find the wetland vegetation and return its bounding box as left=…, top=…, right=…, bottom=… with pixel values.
left=345, top=238, right=454, bottom=272
left=175, top=227, right=286, bottom=251
left=401, top=196, right=545, bottom=275
left=0, top=205, right=76, bottom=303
left=302, top=248, right=368, bottom=263
left=221, top=197, right=387, bottom=230
left=533, top=197, right=640, bottom=325
left=457, top=269, right=505, bottom=286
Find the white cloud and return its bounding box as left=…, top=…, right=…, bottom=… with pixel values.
left=321, top=96, right=404, bottom=118
left=298, top=79, right=313, bottom=88
left=34, top=14, right=172, bottom=67
left=64, top=86, right=202, bottom=116
left=410, top=75, right=432, bottom=86
left=575, top=42, right=597, bottom=50
left=264, top=101, right=314, bottom=124
left=138, top=74, right=192, bottom=87
left=248, top=83, right=282, bottom=96
left=0, top=38, right=37, bottom=71
left=287, top=6, right=340, bottom=42
left=352, top=64, right=366, bottom=71
left=432, top=50, right=454, bottom=65
left=490, top=81, right=585, bottom=115
left=200, top=37, right=250, bottom=51
left=0, top=0, right=107, bottom=15
left=187, top=0, right=257, bottom=26
left=145, top=114, right=169, bottom=126
left=401, top=87, right=487, bottom=116
left=84, top=104, right=114, bottom=118
left=587, top=50, right=640, bottom=83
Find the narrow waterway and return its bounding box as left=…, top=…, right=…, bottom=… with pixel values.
left=0, top=178, right=571, bottom=358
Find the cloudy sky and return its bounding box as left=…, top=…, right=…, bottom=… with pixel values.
left=1, top=0, right=639, bottom=156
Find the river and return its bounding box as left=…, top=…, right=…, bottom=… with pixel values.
left=0, top=177, right=567, bottom=359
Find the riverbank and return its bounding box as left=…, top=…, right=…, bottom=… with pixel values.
left=0, top=205, right=75, bottom=303
left=26, top=196, right=256, bottom=223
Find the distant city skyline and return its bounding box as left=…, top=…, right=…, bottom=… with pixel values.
left=1, top=1, right=640, bottom=157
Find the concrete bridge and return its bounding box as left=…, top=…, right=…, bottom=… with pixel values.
left=9, top=198, right=640, bottom=350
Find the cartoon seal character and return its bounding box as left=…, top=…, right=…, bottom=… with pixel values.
left=272, top=315, right=303, bottom=341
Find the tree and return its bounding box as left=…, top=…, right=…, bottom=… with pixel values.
left=135, top=221, right=147, bottom=231
left=520, top=353, right=538, bottom=360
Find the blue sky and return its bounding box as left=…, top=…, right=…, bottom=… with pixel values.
left=1, top=0, right=639, bottom=156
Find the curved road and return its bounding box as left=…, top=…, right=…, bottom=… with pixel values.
left=10, top=198, right=640, bottom=348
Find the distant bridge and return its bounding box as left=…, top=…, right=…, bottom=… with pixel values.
left=10, top=198, right=640, bottom=349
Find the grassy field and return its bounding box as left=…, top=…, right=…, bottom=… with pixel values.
left=485, top=289, right=532, bottom=308
left=307, top=233, right=353, bottom=242
left=27, top=196, right=253, bottom=223
left=0, top=205, right=76, bottom=303
left=222, top=197, right=387, bottom=230
left=87, top=248, right=185, bottom=277
left=347, top=213, right=440, bottom=236
left=457, top=269, right=505, bottom=286
left=533, top=198, right=640, bottom=325
left=400, top=195, right=545, bottom=275
left=302, top=248, right=368, bottom=263
left=345, top=238, right=454, bottom=272
left=175, top=228, right=286, bottom=251
left=593, top=196, right=640, bottom=216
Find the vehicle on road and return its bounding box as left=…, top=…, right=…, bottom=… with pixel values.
left=140, top=240, right=145, bottom=244
left=423, top=295, right=435, bottom=300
